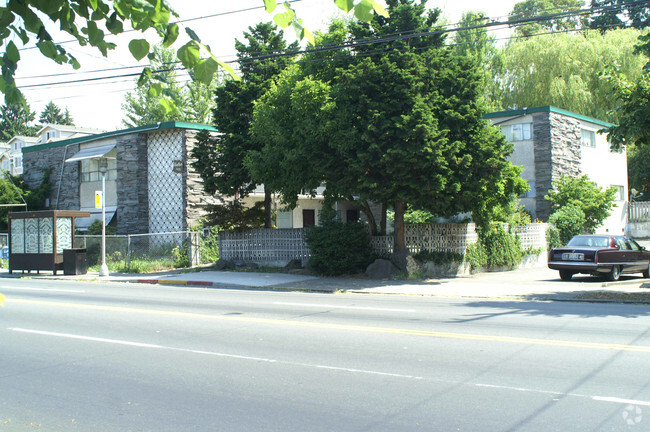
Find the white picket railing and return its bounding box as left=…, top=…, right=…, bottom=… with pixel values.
left=629, top=201, right=650, bottom=222
left=218, top=223, right=550, bottom=264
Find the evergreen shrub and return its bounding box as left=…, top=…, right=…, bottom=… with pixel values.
left=304, top=221, right=374, bottom=276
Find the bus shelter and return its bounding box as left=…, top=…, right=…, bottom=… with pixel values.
left=9, top=210, right=90, bottom=275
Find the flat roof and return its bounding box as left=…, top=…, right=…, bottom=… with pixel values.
left=483, top=106, right=615, bottom=128
left=23, top=121, right=218, bottom=154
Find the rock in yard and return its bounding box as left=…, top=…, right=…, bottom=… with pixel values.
left=365, top=259, right=400, bottom=279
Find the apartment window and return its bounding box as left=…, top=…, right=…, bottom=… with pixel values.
left=521, top=181, right=536, bottom=198
left=581, top=129, right=596, bottom=148
left=81, top=157, right=117, bottom=182
left=614, top=185, right=625, bottom=200
left=501, top=123, right=532, bottom=142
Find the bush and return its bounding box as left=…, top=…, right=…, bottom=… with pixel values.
left=464, top=241, right=487, bottom=272
left=480, top=225, right=523, bottom=270
left=546, top=226, right=562, bottom=250
left=304, top=221, right=374, bottom=276
left=548, top=204, right=585, bottom=245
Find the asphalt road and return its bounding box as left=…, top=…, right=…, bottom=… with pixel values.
left=2, top=279, right=650, bottom=431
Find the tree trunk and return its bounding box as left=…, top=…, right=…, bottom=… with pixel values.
left=394, top=199, right=406, bottom=252
left=380, top=202, right=387, bottom=236
left=360, top=201, right=378, bottom=236
left=264, top=187, right=273, bottom=229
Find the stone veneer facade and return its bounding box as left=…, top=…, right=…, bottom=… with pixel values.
left=532, top=111, right=582, bottom=220
left=22, top=124, right=216, bottom=235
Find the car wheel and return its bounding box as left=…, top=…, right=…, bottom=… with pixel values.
left=643, top=263, right=649, bottom=278
left=559, top=270, right=573, bottom=281
left=606, top=265, right=621, bottom=281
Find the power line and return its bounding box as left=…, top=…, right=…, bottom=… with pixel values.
left=13, top=0, right=650, bottom=92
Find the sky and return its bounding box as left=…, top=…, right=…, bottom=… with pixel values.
left=12, top=0, right=520, bottom=131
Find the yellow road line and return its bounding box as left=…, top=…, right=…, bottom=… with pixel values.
left=7, top=298, right=650, bottom=353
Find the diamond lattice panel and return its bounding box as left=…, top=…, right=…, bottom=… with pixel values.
left=148, top=130, right=184, bottom=233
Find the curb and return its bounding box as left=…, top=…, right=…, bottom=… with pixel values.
left=136, top=279, right=214, bottom=287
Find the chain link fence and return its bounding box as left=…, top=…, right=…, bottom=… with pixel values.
left=74, top=231, right=204, bottom=273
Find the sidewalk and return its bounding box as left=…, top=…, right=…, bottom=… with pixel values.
left=5, top=265, right=649, bottom=303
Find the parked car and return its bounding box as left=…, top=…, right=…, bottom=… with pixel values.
left=548, top=234, right=650, bottom=281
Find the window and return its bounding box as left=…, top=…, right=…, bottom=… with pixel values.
left=581, top=129, right=596, bottom=148
left=501, top=123, right=532, bottom=142
left=614, top=185, right=625, bottom=200
left=81, top=154, right=117, bottom=182
left=520, top=181, right=536, bottom=198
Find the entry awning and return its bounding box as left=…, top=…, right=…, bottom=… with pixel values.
left=65, top=144, right=116, bottom=163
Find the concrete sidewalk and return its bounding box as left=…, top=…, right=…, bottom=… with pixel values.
left=6, top=265, right=649, bottom=303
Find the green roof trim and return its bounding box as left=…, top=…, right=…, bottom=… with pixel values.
left=482, top=106, right=615, bottom=128
left=23, top=121, right=218, bottom=154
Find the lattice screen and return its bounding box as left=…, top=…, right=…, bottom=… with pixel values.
left=148, top=130, right=185, bottom=233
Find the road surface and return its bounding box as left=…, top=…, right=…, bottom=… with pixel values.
left=2, top=278, right=650, bottom=431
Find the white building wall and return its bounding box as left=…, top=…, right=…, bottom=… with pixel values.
left=578, top=121, right=628, bottom=234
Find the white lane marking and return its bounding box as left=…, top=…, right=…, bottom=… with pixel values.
left=273, top=301, right=415, bottom=313
left=593, top=396, right=650, bottom=407
left=9, top=328, right=421, bottom=380
left=476, top=383, right=650, bottom=407
left=1, top=286, right=85, bottom=293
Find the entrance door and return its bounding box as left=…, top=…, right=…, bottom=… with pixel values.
left=302, top=209, right=315, bottom=227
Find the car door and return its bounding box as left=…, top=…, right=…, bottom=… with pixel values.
left=627, top=240, right=645, bottom=272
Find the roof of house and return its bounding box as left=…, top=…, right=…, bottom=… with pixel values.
left=483, top=106, right=615, bottom=128
left=37, top=124, right=107, bottom=135
left=7, top=135, right=39, bottom=145
left=23, top=121, right=218, bottom=154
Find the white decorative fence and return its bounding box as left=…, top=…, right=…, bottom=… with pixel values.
left=219, top=223, right=550, bottom=264
left=630, top=201, right=650, bottom=222
left=219, top=229, right=310, bottom=264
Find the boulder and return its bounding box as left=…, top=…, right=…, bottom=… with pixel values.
left=365, top=259, right=400, bottom=279
left=390, top=250, right=423, bottom=277
left=213, top=259, right=235, bottom=270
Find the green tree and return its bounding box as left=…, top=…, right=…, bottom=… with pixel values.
left=508, top=0, right=585, bottom=37
left=0, top=103, right=38, bottom=140
left=39, top=101, right=70, bottom=125
left=0, top=170, right=52, bottom=230
left=121, top=44, right=187, bottom=127
left=545, top=174, right=617, bottom=233
left=453, top=11, right=502, bottom=111
left=250, top=0, right=526, bottom=253
left=589, top=0, right=650, bottom=31
left=627, top=143, right=649, bottom=201
left=191, top=22, right=299, bottom=228
left=495, top=29, right=647, bottom=121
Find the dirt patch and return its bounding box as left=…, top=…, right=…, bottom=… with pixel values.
left=576, top=291, right=650, bottom=302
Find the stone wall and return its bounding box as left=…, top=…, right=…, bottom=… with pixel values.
left=183, top=129, right=220, bottom=229
left=23, top=143, right=81, bottom=211
left=533, top=111, right=581, bottom=220
left=116, top=133, right=149, bottom=234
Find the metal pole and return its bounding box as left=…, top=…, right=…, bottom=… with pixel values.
left=99, top=169, right=109, bottom=276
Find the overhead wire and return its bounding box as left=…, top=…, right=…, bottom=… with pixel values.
left=15, top=0, right=650, bottom=94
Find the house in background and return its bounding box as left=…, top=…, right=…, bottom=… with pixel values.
left=485, top=106, right=627, bottom=234
left=7, top=124, right=106, bottom=176
left=0, top=142, right=10, bottom=172
left=7, top=136, right=38, bottom=175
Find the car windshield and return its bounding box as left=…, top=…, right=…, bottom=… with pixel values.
left=566, top=236, right=610, bottom=247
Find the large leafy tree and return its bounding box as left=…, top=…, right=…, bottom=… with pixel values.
left=494, top=29, right=647, bottom=121
left=191, top=22, right=299, bottom=228
left=0, top=102, right=38, bottom=139
left=508, top=0, right=585, bottom=37
left=250, top=0, right=526, bottom=252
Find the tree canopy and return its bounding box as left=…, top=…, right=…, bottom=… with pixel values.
left=248, top=0, right=527, bottom=251
left=39, top=101, right=74, bottom=125
left=0, top=102, right=38, bottom=140
left=508, top=0, right=585, bottom=37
